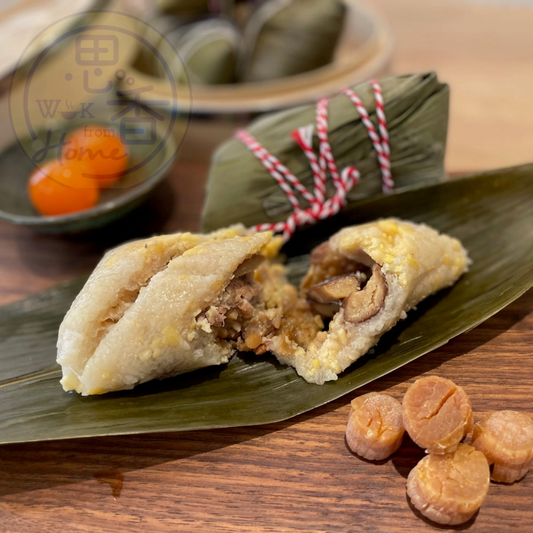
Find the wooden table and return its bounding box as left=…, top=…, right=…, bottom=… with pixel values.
left=1, top=0, right=533, bottom=531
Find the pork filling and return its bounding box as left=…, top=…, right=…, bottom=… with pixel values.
left=197, top=262, right=323, bottom=357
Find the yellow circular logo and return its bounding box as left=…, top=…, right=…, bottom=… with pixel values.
left=9, top=9, right=191, bottom=190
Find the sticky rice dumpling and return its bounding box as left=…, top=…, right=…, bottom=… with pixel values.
left=57, top=226, right=322, bottom=395
left=156, top=19, right=240, bottom=85
left=239, top=0, right=346, bottom=83
left=203, top=73, right=449, bottom=233
left=156, top=0, right=210, bottom=16
left=273, top=218, right=470, bottom=384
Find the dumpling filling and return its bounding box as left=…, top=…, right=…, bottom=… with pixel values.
left=196, top=258, right=324, bottom=359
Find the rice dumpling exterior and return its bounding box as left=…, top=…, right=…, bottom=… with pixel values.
left=157, top=19, right=240, bottom=85
left=239, top=0, right=346, bottom=83
left=203, top=73, right=449, bottom=233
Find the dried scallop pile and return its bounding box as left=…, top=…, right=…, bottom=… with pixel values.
left=344, top=376, right=533, bottom=526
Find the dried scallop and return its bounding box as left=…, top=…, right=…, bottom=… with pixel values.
left=471, top=410, right=533, bottom=483
left=346, top=392, right=405, bottom=460
left=403, top=376, right=473, bottom=454
left=407, top=443, right=490, bottom=525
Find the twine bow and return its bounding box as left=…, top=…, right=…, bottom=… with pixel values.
left=236, top=80, right=393, bottom=242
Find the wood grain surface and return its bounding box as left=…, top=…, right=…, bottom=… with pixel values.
left=1, top=0, right=533, bottom=531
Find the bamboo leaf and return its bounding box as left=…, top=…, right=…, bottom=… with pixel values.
left=1, top=164, right=532, bottom=444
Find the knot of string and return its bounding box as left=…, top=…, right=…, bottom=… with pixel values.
left=235, top=80, right=392, bottom=242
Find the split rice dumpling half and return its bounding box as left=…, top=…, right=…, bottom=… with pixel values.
left=57, top=218, right=469, bottom=394
left=57, top=225, right=320, bottom=395
left=292, top=218, right=470, bottom=384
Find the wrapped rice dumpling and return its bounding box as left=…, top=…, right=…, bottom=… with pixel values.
left=239, top=0, right=346, bottom=83
left=156, top=0, right=211, bottom=16
left=203, top=73, right=449, bottom=233
left=157, top=19, right=240, bottom=85
left=133, top=15, right=186, bottom=78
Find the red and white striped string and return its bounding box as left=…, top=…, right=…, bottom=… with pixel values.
left=235, top=80, right=393, bottom=242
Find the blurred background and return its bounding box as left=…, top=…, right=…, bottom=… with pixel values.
left=119, top=0, right=533, bottom=173
left=145, top=0, right=533, bottom=173
left=374, top=0, right=533, bottom=173
left=0, top=0, right=532, bottom=303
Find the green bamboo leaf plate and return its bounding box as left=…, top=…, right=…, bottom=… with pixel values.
left=1, top=164, right=533, bottom=445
